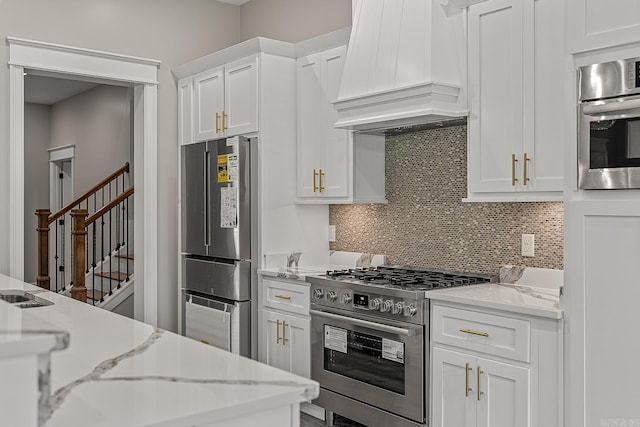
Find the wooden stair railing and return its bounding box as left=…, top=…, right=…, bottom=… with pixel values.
left=72, top=187, right=134, bottom=303
left=36, top=162, right=130, bottom=294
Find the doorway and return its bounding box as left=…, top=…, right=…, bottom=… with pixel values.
left=8, top=37, right=160, bottom=325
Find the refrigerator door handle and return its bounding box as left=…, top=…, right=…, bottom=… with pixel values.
left=204, top=149, right=211, bottom=250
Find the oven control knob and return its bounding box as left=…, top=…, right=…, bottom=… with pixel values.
left=341, top=293, right=352, bottom=305
left=381, top=299, right=394, bottom=313
left=313, top=289, right=324, bottom=300
left=327, top=291, right=338, bottom=302
left=392, top=302, right=406, bottom=315
left=368, top=298, right=382, bottom=310
left=404, top=304, right=418, bottom=317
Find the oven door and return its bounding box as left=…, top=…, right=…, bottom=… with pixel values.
left=310, top=308, right=425, bottom=423
left=579, top=94, right=640, bottom=189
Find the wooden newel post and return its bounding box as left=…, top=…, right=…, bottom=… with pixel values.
left=36, top=209, right=51, bottom=290
left=71, top=209, right=88, bottom=303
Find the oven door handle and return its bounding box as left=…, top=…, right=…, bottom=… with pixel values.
left=310, top=309, right=423, bottom=337
left=582, top=98, right=640, bottom=116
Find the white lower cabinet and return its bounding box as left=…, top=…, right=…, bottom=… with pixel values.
left=431, top=302, right=562, bottom=427
left=258, top=277, right=311, bottom=379
left=432, top=347, right=530, bottom=427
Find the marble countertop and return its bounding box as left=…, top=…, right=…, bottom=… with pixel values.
left=0, top=274, right=318, bottom=427
left=258, top=265, right=336, bottom=281
left=425, top=282, right=563, bottom=319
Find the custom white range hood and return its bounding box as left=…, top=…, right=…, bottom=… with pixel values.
left=334, top=0, right=468, bottom=133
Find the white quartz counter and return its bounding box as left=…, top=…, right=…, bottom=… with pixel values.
left=425, top=283, right=563, bottom=319
left=0, top=274, right=317, bottom=427
left=258, top=265, right=335, bottom=281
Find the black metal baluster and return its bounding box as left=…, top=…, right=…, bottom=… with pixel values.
left=85, top=199, right=89, bottom=273
left=92, top=222, right=97, bottom=306
left=109, top=202, right=113, bottom=296
left=126, top=196, right=130, bottom=281
left=68, top=211, right=73, bottom=289
left=54, top=222, right=59, bottom=292
left=100, top=213, right=105, bottom=303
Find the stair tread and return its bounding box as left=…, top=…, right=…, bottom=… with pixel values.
left=95, top=271, right=129, bottom=282
left=87, top=289, right=107, bottom=301
left=116, top=253, right=134, bottom=260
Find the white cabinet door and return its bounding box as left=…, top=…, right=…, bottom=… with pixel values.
left=297, top=52, right=324, bottom=198
left=567, top=0, right=640, bottom=53
left=523, top=0, right=564, bottom=193
left=224, top=55, right=259, bottom=137
left=178, top=77, right=193, bottom=146
left=194, top=67, right=224, bottom=142
left=468, top=0, right=523, bottom=194
left=432, top=347, right=476, bottom=427
left=319, top=45, right=349, bottom=198
left=476, top=357, right=530, bottom=427
left=281, top=312, right=311, bottom=378
left=261, top=309, right=289, bottom=372
left=260, top=309, right=310, bottom=378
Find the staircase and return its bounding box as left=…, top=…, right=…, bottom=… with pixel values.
left=36, top=163, right=134, bottom=313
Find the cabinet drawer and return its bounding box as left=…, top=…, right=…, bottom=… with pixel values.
left=262, top=278, right=310, bottom=316
left=432, top=304, right=530, bottom=362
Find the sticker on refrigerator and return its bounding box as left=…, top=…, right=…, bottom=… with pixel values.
left=220, top=187, right=237, bottom=228
left=227, top=154, right=239, bottom=182
left=226, top=136, right=239, bottom=147
left=217, top=154, right=228, bottom=183
left=324, top=325, right=348, bottom=354
left=382, top=338, right=405, bottom=364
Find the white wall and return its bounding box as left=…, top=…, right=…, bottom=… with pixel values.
left=0, top=0, right=242, bottom=332
left=23, top=103, right=51, bottom=284
left=240, top=0, right=351, bottom=43
left=50, top=85, right=132, bottom=197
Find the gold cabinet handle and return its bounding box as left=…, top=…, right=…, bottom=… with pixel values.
left=282, top=320, right=289, bottom=345
left=201, top=340, right=209, bottom=345
left=523, top=153, right=530, bottom=185
left=274, top=294, right=292, bottom=301
left=276, top=319, right=282, bottom=344
left=459, top=328, right=489, bottom=337
left=313, top=169, right=318, bottom=192
left=319, top=169, right=325, bottom=192
left=222, top=111, right=228, bottom=132
left=477, top=366, right=484, bottom=401
left=215, top=112, right=221, bottom=133
left=511, top=154, right=518, bottom=186
left=465, top=363, right=473, bottom=397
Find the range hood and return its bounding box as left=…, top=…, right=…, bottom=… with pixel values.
left=334, top=0, right=468, bottom=133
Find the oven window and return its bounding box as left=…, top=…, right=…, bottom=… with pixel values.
left=590, top=118, right=640, bottom=168
left=323, top=325, right=405, bottom=395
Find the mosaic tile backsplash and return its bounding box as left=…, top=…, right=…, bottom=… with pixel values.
left=329, top=125, right=564, bottom=275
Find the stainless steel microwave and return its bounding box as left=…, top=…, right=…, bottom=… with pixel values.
left=578, top=58, right=640, bottom=189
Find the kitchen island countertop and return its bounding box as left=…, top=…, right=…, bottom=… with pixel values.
left=0, top=274, right=317, bottom=427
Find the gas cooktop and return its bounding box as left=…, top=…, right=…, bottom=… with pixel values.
left=322, top=266, right=495, bottom=291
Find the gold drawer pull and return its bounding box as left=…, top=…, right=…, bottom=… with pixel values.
left=459, top=328, right=489, bottom=337
left=274, top=294, right=292, bottom=301
left=523, top=153, right=530, bottom=185
left=282, top=320, right=289, bottom=345
left=313, top=169, right=318, bottom=192
left=465, top=363, right=472, bottom=397
left=277, top=320, right=282, bottom=343
left=477, top=366, right=484, bottom=401
left=511, top=154, right=518, bottom=186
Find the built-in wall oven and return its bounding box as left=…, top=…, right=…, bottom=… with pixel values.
left=578, top=58, right=640, bottom=189
left=308, top=267, right=494, bottom=427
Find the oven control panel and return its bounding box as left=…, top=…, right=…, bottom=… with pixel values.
left=311, top=284, right=423, bottom=322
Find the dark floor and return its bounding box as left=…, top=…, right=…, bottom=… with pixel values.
left=301, top=412, right=366, bottom=427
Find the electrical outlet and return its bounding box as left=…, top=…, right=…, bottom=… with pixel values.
left=521, top=234, right=535, bottom=257
left=328, top=225, right=336, bottom=242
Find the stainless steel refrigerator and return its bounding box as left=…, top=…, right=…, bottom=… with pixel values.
left=181, top=136, right=257, bottom=358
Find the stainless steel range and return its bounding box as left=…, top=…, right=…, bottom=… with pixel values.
left=308, top=266, right=495, bottom=427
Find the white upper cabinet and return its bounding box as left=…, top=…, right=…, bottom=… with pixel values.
left=568, top=0, right=640, bottom=54
left=467, top=0, right=564, bottom=201
left=178, top=77, right=194, bottom=146
left=296, top=45, right=386, bottom=204
left=183, top=55, right=258, bottom=144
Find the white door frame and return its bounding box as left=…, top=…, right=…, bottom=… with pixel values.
left=8, top=37, right=160, bottom=326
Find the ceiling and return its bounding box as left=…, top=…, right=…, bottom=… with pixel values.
left=24, top=74, right=100, bottom=105
left=217, top=0, right=251, bottom=5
